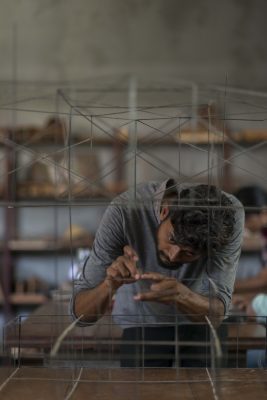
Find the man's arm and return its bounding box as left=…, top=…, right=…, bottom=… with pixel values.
left=134, top=272, right=225, bottom=324
left=74, top=246, right=140, bottom=323
left=74, top=280, right=116, bottom=324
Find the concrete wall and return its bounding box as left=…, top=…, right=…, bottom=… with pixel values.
left=0, top=0, right=267, bottom=88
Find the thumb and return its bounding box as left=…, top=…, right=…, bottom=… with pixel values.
left=123, top=245, right=139, bottom=261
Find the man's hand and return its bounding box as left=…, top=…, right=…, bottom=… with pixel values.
left=133, top=272, right=184, bottom=304
left=132, top=272, right=224, bottom=323
left=232, top=294, right=255, bottom=311
left=232, top=294, right=256, bottom=318
left=105, top=245, right=141, bottom=290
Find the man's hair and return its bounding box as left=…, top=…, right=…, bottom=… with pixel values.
left=167, top=184, right=235, bottom=254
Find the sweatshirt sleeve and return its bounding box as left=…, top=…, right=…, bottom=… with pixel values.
left=198, top=196, right=245, bottom=314
left=70, top=200, right=125, bottom=320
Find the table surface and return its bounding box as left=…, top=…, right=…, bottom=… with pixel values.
left=0, top=367, right=267, bottom=400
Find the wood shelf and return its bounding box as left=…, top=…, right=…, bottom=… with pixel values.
left=17, top=182, right=108, bottom=199
left=0, top=182, right=126, bottom=203
left=2, top=126, right=267, bottom=147
left=8, top=293, right=48, bottom=305
left=7, top=238, right=92, bottom=252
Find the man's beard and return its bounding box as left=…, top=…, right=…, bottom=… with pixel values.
left=156, top=250, right=184, bottom=270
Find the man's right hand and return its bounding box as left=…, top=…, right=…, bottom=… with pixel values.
left=105, top=245, right=140, bottom=290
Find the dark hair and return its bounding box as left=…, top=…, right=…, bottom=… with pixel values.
left=168, top=185, right=235, bottom=254
left=234, top=186, right=267, bottom=215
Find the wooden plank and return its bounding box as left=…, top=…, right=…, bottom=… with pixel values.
left=0, top=368, right=266, bottom=400
left=9, top=293, right=47, bottom=305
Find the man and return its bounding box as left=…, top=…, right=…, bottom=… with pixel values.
left=72, top=179, right=244, bottom=367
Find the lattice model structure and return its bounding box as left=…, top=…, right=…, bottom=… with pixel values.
left=1, top=78, right=267, bottom=398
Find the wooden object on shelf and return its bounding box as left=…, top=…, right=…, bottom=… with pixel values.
left=11, top=117, right=66, bottom=144
left=55, top=181, right=107, bottom=199
left=115, top=128, right=228, bottom=145
left=27, top=277, right=48, bottom=294
left=12, top=275, right=49, bottom=306
left=11, top=117, right=105, bottom=200
left=14, top=280, right=25, bottom=294
left=105, top=181, right=128, bottom=195
left=175, top=130, right=226, bottom=144
left=17, top=182, right=108, bottom=199
left=24, top=162, right=51, bottom=183
left=17, top=182, right=65, bottom=198
left=112, top=122, right=229, bottom=145
left=8, top=237, right=94, bottom=251
left=61, top=225, right=94, bottom=248
left=9, top=239, right=54, bottom=251
left=1, top=121, right=267, bottom=148
left=235, top=129, right=267, bottom=142
left=9, top=293, right=47, bottom=305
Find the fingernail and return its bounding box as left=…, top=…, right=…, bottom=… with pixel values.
left=133, top=295, right=140, bottom=300
left=135, top=274, right=140, bottom=279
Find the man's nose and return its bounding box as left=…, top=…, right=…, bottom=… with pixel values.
left=168, top=245, right=181, bottom=262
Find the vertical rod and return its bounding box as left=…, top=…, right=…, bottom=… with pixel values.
left=128, top=76, right=137, bottom=199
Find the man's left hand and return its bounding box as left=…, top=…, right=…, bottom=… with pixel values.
left=133, top=272, right=184, bottom=304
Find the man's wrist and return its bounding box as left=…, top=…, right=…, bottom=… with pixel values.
left=104, top=277, right=120, bottom=294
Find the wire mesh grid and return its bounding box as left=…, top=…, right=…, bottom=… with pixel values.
left=1, top=78, right=267, bottom=398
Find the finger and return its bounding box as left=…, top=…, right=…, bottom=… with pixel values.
left=107, top=267, right=135, bottom=284
left=134, top=288, right=177, bottom=301
left=151, top=280, right=177, bottom=291
left=118, top=256, right=141, bottom=278
left=151, top=295, right=175, bottom=304
left=115, top=261, right=134, bottom=278
left=123, top=245, right=139, bottom=261
left=108, top=258, right=139, bottom=281
left=134, top=294, right=175, bottom=304
left=140, top=272, right=166, bottom=281
left=107, top=266, right=123, bottom=279
left=107, top=263, right=130, bottom=278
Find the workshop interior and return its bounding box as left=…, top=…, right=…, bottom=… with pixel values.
left=0, top=1, right=267, bottom=399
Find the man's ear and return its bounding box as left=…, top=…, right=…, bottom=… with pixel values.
left=160, top=205, right=169, bottom=221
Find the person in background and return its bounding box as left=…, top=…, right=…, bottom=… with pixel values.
left=237, top=293, right=267, bottom=368
left=233, top=185, right=267, bottom=296
left=231, top=185, right=267, bottom=368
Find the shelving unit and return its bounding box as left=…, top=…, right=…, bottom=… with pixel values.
left=0, top=120, right=125, bottom=317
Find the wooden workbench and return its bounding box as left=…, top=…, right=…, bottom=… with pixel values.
left=0, top=367, right=267, bottom=399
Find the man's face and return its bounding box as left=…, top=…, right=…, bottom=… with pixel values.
left=156, top=217, right=201, bottom=270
